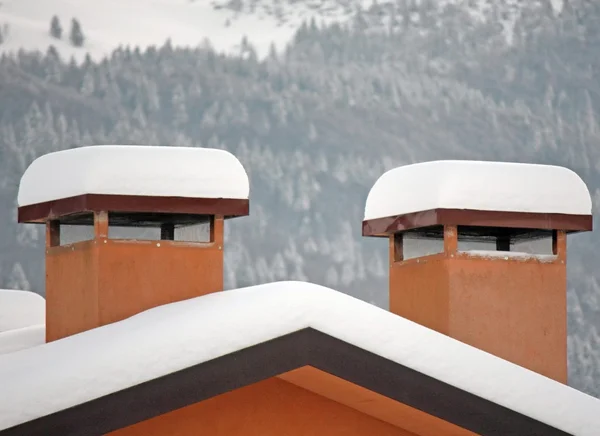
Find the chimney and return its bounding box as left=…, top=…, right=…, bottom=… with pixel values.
left=17, top=145, right=249, bottom=342
left=362, top=160, right=592, bottom=383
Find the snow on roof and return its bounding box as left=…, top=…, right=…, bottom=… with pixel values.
left=0, top=325, right=45, bottom=356
left=364, top=160, right=592, bottom=221
left=17, top=146, right=250, bottom=207
left=0, top=289, right=45, bottom=333
left=0, top=281, right=598, bottom=434
left=0, top=290, right=45, bottom=356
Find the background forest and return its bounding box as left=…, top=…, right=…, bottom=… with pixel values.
left=1, top=0, right=600, bottom=397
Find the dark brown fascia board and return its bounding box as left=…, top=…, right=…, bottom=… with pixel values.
left=362, top=208, right=593, bottom=237
left=17, top=194, right=250, bottom=223
left=0, top=328, right=569, bottom=436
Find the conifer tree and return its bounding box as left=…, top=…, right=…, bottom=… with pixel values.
left=69, top=18, right=84, bottom=47
left=50, top=15, right=62, bottom=39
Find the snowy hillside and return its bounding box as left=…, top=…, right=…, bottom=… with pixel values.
left=0, top=0, right=570, bottom=61
left=0, top=0, right=354, bottom=61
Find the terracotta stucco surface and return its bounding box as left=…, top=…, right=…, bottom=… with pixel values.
left=110, top=377, right=419, bottom=436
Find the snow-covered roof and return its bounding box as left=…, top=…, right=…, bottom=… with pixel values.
left=0, top=290, right=45, bottom=356
left=0, top=325, right=45, bottom=356
left=364, top=160, right=592, bottom=221
left=0, top=289, right=45, bottom=333
left=17, top=146, right=250, bottom=207
left=0, top=281, right=598, bottom=434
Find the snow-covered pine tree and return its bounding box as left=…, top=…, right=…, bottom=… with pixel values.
left=50, top=15, right=62, bottom=39
left=69, top=18, right=85, bottom=47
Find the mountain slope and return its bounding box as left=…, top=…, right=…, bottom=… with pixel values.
left=0, top=0, right=571, bottom=62
left=0, top=0, right=319, bottom=60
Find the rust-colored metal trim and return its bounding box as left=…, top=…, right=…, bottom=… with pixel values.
left=362, top=208, right=593, bottom=237
left=0, top=329, right=568, bottom=436
left=18, top=194, right=249, bottom=223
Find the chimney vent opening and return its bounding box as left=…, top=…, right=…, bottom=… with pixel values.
left=393, top=227, right=444, bottom=261
left=106, top=213, right=212, bottom=243
left=456, top=227, right=555, bottom=257
left=56, top=213, right=95, bottom=246
left=46, top=212, right=214, bottom=247
left=391, top=226, right=556, bottom=262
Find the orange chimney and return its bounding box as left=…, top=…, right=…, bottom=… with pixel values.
left=17, top=145, right=249, bottom=342
left=362, top=160, right=593, bottom=383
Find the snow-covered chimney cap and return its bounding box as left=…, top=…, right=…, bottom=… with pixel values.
left=17, top=145, right=250, bottom=223
left=363, top=160, right=593, bottom=236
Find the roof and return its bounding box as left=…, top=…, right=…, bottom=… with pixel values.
left=0, top=324, right=45, bottom=356
left=0, top=281, right=598, bottom=435
left=17, top=145, right=250, bottom=207
left=0, top=289, right=45, bottom=333
left=0, top=290, right=45, bottom=356
left=363, top=160, right=592, bottom=221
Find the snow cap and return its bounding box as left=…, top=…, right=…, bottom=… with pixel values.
left=17, top=145, right=250, bottom=207
left=364, top=160, right=592, bottom=221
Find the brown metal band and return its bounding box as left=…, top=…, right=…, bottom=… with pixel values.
left=362, top=208, right=593, bottom=237
left=17, top=194, right=250, bottom=223
left=0, top=329, right=567, bottom=436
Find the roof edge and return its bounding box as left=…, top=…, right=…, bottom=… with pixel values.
left=362, top=208, right=593, bottom=237
left=0, top=328, right=568, bottom=436
left=17, top=194, right=250, bottom=223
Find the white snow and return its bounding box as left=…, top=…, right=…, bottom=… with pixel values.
left=459, top=250, right=557, bottom=263
left=0, top=289, right=45, bottom=333
left=0, top=0, right=348, bottom=61
left=549, top=0, right=565, bottom=16
left=17, top=145, right=250, bottom=206
left=0, top=325, right=45, bottom=355
left=364, top=160, right=592, bottom=221
left=0, top=0, right=547, bottom=61
left=0, top=290, right=45, bottom=355
left=0, top=281, right=599, bottom=433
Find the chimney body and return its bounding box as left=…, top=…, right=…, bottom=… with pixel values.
left=362, top=160, right=593, bottom=383
left=17, top=145, right=249, bottom=342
